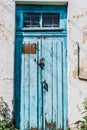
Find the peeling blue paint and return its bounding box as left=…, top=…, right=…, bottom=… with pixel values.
left=14, top=5, right=67, bottom=130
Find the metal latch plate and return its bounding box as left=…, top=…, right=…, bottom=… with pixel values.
left=23, top=44, right=36, bottom=54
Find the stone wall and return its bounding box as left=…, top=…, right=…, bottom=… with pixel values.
left=0, top=0, right=87, bottom=129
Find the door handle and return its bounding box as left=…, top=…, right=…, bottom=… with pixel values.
left=42, top=80, right=48, bottom=92
left=38, top=58, right=45, bottom=69
left=34, top=58, right=45, bottom=69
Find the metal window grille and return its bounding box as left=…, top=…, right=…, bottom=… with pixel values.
left=23, top=13, right=60, bottom=28
left=24, top=13, right=40, bottom=27
left=42, top=13, right=60, bottom=27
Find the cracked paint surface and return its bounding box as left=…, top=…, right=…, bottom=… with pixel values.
left=0, top=0, right=87, bottom=130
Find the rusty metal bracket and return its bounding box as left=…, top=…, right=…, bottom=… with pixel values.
left=37, top=58, right=45, bottom=69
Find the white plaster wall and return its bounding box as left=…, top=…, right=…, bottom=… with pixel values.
left=0, top=0, right=15, bottom=114
left=68, top=1, right=87, bottom=129
left=0, top=0, right=87, bottom=129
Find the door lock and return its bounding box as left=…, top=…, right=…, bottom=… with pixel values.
left=42, top=80, right=48, bottom=92
left=34, top=58, right=45, bottom=69
left=37, top=58, right=45, bottom=69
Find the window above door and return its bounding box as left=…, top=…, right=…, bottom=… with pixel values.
left=16, top=5, right=67, bottom=31
left=23, top=13, right=60, bottom=28
left=23, top=13, right=40, bottom=27
left=42, top=13, right=60, bottom=27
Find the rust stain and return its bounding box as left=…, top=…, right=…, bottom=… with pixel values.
left=3, top=78, right=13, bottom=81
left=83, top=31, right=87, bottom=44
left=79, top=68, right=85, bottom=75
left=72, top=16, right=76, bottom=19
left=79, top=56, right=87, bottom=79
left=79, top=68, right=87, bottom=79
left=83, top=25, right=87, bottom=44
left=72, top=11, right=87, bottom=19
left=76, top=105, right=81, bottom=112
left=0, top=23, right=9, bottom=41
left=77, top=15, right=80, bottom=19
left=84, top=25, right=87, bottom=30
left=74, top=48, right=78, bottom=55
left=73, top=67, right=78, bottom=79
left=30, top=128, right=37, bottom=130
left=0, top=24, right=4, bottom=32
left=45, top=120, right=56, bottom=129
left=23, top=44, right=36, bottom=54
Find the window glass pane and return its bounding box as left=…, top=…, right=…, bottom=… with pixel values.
left=42, top=13, right=60, bottom=27
left=24, top=13, right=40, bottom=27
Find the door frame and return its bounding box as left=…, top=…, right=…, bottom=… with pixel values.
left=16, top=1, right=68, bottom=5
left=14, top=4, right=68, bottom=129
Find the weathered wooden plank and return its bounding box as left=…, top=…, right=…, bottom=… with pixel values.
left=53, top=39, right=57, bottom=129
left=56, top=41, right=59, bottom=128
left=17, top=36, right=67, bottom=130
left=37, top=39, right=43, bottom=130
left=41, top=38, right=45, bottom=130
left=29, top=38, right=38, bottom=129
left=24, top=54, right=30, bottom=129
left=63, top=37, right=68, bottom=130
left=57, top=39, right=63, bottom=129
left=42, top=38, right=53, bottom=130
left=20, top=46, right=25, bottom=130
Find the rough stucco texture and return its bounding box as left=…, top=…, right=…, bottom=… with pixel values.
left=68, top=1, right=87, bottom=129
left=0, top=0, right=87, bottom=129
left=0, top=0, right=15, bottom=114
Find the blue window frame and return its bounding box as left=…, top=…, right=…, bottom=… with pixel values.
left=23, top=13, right=60, bottom=28
left=16, top=5, right=67, bottom=31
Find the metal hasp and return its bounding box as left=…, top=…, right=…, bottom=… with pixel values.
left=42, top=80, right=48, bottom=92
left=37, top=58, right=45, bottom=69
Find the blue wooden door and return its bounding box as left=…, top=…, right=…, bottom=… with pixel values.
left=17, top=36, right=67, bottom=130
